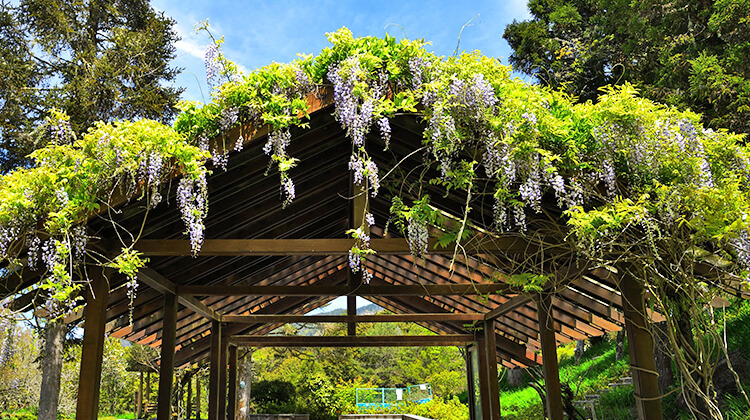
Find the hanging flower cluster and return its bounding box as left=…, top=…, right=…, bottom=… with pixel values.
left=0, top=114, right=208, bottom=316
left=4, top=27, right=750, bottom=321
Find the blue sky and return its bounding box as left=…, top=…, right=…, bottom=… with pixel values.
left=149, top=0, right=532, bottom=311
left=152, top=0, right=532, bottom=104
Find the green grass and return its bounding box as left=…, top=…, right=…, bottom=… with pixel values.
left=499, top=337, right=631, bottom=419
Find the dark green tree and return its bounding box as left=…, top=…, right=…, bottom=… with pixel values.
left=503, top=0, right=750, bottom=133
left=1, top=1, right=183, bottom=418
left=0, top=0, right=183, bottom=171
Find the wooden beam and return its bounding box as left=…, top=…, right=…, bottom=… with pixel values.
left=620, top=274, right=663, bottom=420
left=75, top=272, right=109, bottom=420
left=138, top=267, right=222, bottom=321
left=173, top=296, right=322, bottom=366
left=484, top=319, right=502, bottom=419
left=537, top=294, right=564, bottom=420
left=134, top=237, right=532, bottom=257
left=229, top=334, right=476, bottom=347
left=220, top=313, right=485, bottom=324
left=178, top=283, right=513, bottom=296
left=207, top=321, right=221, bottom=420
left=485, top=294, right=529, bottom=320
left=157, top=293, right=178, bottom=420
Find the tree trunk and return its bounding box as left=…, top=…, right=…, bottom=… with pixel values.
left=653, top=321, right=674, bottom=394
left=38, top=321, right=65, bottom=420
left=574, top=340, right=585, bottom=364
left=616, top=329, right=625, bottom=361
left=137, top=372, right=143, bottom=419
left=145, top=371, right=151, bottom=416
left=507, top=367, right=524, bottom=387
left=241, top=349, right=253, bottom=418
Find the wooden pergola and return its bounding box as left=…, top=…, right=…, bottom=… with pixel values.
left=2, top=91, right=690, bottom=420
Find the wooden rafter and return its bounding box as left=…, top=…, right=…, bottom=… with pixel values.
left=133, top=237, right=533, bottom=257
left=176, top=283, right=515, bottom=296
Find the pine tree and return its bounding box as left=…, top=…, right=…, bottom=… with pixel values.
left=0, top=0, right=184, bottom=171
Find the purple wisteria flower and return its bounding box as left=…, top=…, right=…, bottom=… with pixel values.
left=205, top=43, right=221, bottom=86
left=378, top=117, right=391, bottom=148
left=407, top=218, right=429, bottom=257
left=219, top=107, right=239, bottom=131
left=513, top=206, right=527, bottom=232
left=408, top=57, right=425, bottom=89
left=27, top=236, right=40, bottom=270
left=176, top=172, right=208, bottom=254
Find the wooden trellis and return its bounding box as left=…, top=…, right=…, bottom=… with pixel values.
left=0, top=91, right=701, bottom=420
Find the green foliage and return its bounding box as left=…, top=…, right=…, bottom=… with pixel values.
left=252, top=379, right=296, bottom=406
left=0, top=0, right=183, bottom=171
left=0, top=409, right=39, bottom=420
left=720, top=299, right=750, bottom=359
left=353, top=396, right=469, bottom=420
left=248, top=316, right=468, bottom=419
left=504, top=0, right=750, bottom=134
left=596, top=384, right=636, bottom=419
left=0, top=114, right=208, bottom=309
left=499, top=337, right=630, bottom=419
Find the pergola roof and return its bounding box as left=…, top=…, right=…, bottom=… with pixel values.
left=4, top=93, right=654, bottom=369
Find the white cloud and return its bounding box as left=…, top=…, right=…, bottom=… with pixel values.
left=175, top=38, right=205, bottom=60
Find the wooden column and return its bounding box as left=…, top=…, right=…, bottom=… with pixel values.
left=218, top=332, right=229, bottom=420
left=157, top=293, right=178, bottom=420
left=347, top=296, right=357, bottom=335
left=208, top=321, right=222, bottom=420
left=483, top=319, right=501, bottom=420
left=621, top=274, right=663, bottom=420
left=347, top=173, right=368, bottom=336
left=537, top=293, right=563, bottom=420
left=476, top=335, right=492, bottom=417
left=75, top=272, right=109, bottom=420
left=196, top=376, right=201, bottom=420
left=227, top=346, right=238, bottom=420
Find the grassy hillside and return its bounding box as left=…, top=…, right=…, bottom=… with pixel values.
left=500, top=298, right=750, bottom=419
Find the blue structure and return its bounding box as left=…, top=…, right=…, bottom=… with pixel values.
left=355, top=384, right=433, bottom=408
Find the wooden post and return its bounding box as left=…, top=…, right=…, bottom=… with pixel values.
left=346, top=172, right=368, bottom=336
left=621, top=274, right=663, bottom=420
left=75, top=272, right=109, bottom=420
left=187, top=373, right=193, bottom=420
left=218, top=335, right=229, bottom=420
left=208, top=321, right=222, bottom=420
left=476, top=335, right=491, bottom=417
left=196, top=375, right=201, bottom=420
left=157, top=293, right=178, bottom=420
left=537, top=293, right=564, bottom=420
left=347, top=296, right=357, bottom=336
left=227, top=346, right=238, bottom=420
left=483, top=319, right=502, bottom=420
left=137, top=372, right=143, bottom=419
